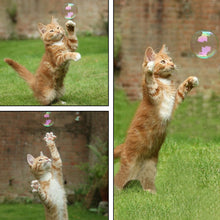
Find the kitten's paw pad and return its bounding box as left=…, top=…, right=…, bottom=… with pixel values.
left=74, top=53, right=81, bottom=61
left=44, top=132, right=56, bottom=144
left=31, top=180, right=40, bottom=193
left=147, top=61, right=155, bottom=72
left=66, top=20, right=76, bottom=32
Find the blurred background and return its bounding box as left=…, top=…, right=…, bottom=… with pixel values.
left=0, top=112, right=108, bottom=218
left=0, top=0, right=108, bottom=38
left=114, top=0, right=220, bottom=99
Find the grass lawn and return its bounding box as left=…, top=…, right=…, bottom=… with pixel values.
left=0, top=36, right=108, bottom=105
left=114, top=89, right=220, bottom=220
left=0, top=203, right=108, bottom=220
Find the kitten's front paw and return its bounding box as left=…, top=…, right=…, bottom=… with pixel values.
left=44, top=132, right=56, bottom=145
left=66, top=20, right=76, bottom=32
left=191, top=76, right=199, bottom=87
left=186, top=76, right=199, bottom=90
left=73, top=52, right=81, bottom=61
left=31, top=180, right=40, bottom=193
left=147, top=61, right=154, bottom=72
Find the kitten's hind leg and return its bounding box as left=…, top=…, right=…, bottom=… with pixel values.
left=138, top=158, right=157, bottom=193
left=114, top=163, right=131, bottom=190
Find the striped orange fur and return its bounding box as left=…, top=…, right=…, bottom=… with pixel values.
left=114, top=44, right=199, bottom=193
left=27, top=132, right=68, bottom=220
left=4, top=17, right=80, bottom=105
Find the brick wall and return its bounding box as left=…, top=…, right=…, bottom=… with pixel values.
left=0, top=111, right=108, bottom=201
left=0, top=0, right=108, bottom=39
left=115, top=0, right=220, bottom=100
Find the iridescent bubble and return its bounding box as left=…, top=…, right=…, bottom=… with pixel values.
left=64, top=3, right=77, bottom=20
left=190, top=30, right=218, bottom=59
left=43, top=112, right=54, bottom=127
left=75, top=112, right=80, bottom=122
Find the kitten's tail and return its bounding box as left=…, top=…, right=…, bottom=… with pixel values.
left=4, top=58, right=35, bottom=87
left=114, top=143, right=124, bottom=159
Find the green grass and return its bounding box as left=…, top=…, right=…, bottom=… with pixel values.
left=0, top=203, right=108, bottom=220
left=0, top=36, right=108, bottom=105
left=114, top=89, right=220, bottom=220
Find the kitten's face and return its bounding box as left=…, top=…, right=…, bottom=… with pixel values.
left=38, top=17, right=65, bottom=43
left=27, top=153, right=52, bottom=175
left=44, top=24, right=64, bottom=42
left=143, top=44, right=176, bottom=78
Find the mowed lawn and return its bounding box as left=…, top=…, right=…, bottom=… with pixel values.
left=0, top=36, right=108, bottom=105
left=114, top=89, right=220, bottom=220
left=0, top=203, right=108, bottom=220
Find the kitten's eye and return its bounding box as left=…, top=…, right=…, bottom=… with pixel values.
left=57, top=27, right=59, bottom=29
left=39, top=159, right=43, bottom=161
left=160, top=60, right=166, bottom=64
left=50, top=30, right=54, bottom=32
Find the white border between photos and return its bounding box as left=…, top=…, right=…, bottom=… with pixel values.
left=0, top=0, right=114, bottom=219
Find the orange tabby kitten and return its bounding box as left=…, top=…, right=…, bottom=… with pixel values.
left=27, top=132, right=68, bottom=220
left=114, top=44, right=199, bottom=193
left=4, top=17, right=80, bottom=105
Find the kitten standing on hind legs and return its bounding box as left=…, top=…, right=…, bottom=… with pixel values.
left=27, top=132, right=68, bottom=220
left=114, top=44, right=199, bottom=193
left=4, top=17, right=81, bottom=105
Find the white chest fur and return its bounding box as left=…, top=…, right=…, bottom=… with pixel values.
left=48, top=178, right=65, bottom=219
left=52, top=38, right=64, bottom=46
left=159, top=88, right=175, bottom=121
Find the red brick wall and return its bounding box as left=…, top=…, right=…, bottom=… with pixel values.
left=0, top=111, right=108, bottom=201
left=0, top=0, right=108, bottom=39
left=115, top=0, right=220, bottom=100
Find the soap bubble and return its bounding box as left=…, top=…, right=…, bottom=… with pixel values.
left=75, top=112, right=80, bottom=122
left=190, top=30, right=218, bottom=59
left=43, top=112, right=54, bottom=127
left=64, top=3, right=77, bottom=20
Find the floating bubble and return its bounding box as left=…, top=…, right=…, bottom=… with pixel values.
left=64, top=3, right=77, bottom=20
left=190, top=30, right=218, bottom=59
left=43, top=112, right=54, bottom=127
left=75, top=112, right=80, bottom=122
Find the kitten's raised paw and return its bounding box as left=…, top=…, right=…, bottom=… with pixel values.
left=44, top=132, right=56, bottom=145
left=147, top=61, right=155, bottom=72
left=66, top=20, right=76, bottom=32
left=191, top=76, right=199, bottom=87
left=186, top=76, right=199, bottom=90
left=31, top=180, right=40, bottom=193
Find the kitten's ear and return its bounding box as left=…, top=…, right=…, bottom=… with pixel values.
left=40, top=151, right=44, bottom=156
left=51, top=16, right=59, bottom=25
left=144, top=47, right=156, bottom=62
left=27, top=154, right=35, bottom=167
left=38, top=23, right=47, bottom=35
left=159, top=44, right=169, bottom=54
